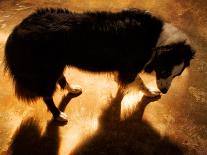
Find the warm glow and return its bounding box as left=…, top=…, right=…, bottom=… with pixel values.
left=60, top=118, right=99, bottom=155
left=120, top=69, right=189, bottom=121
left=0, top=32, right=9, bottom=43
left=120, top=73, right=158, bottom=120
left=60, top=125, right=83, bottom=155
left=121, top=91, right=144, bottom=120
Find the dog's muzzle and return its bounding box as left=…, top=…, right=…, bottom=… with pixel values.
left=156, top=77, right=172, bottom=94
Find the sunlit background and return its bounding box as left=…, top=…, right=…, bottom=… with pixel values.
left=0, top=0, right=207, bottom=155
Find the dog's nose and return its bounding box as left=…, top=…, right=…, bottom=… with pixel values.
left=160, top=88, right=168, bottom=94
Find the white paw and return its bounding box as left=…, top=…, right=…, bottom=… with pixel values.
left=67, top=84, right=82, bottom=94
left=145, top=90, right=161, bottom=97
left=55, top=112, right=68, bottom=122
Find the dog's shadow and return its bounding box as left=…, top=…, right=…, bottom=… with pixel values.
left=7, top=118, right=60, bottom=155
left=6, top=92, right=80, bottom=155
left=71, top=88, right=183, bottom=155
left=7, top=89, right=183, bottom=155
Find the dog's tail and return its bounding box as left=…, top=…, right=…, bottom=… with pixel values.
left=4, top=31, right=40, bottom=102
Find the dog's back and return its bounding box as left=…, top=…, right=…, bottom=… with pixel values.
left=4, top=8, right=163, bottom=101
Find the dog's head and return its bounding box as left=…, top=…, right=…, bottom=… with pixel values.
left=144, top=23, right=195, bottom=94
left=154, top=42, right=195, bottom=94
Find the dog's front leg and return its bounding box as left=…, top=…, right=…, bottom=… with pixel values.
left=135, top=75, right=160, bottom=97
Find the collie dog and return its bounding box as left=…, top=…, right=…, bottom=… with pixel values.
left=4, top=8, right=195, bottom=122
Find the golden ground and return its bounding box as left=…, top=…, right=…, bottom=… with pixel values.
left=0, top=0, right=207, bottom=154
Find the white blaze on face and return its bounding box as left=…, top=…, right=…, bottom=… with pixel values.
left=157, top=63, right=184, bottom=92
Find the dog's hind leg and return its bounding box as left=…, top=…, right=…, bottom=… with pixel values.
left=58, top=75, right=82, bottom=95
left=135, top=75, right=160, bottom=97
left=58, top=75, right=68, bottom=90
left=43, top=96, right=68, bottom=122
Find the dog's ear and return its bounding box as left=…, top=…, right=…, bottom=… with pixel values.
left=173, top=42, right=195, bottom=67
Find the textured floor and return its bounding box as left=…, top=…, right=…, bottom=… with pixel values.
left=0, top=0, right=207, bottom=155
